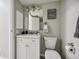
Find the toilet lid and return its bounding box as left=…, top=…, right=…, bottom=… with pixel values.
left=45, top=50, right=61, bottom=59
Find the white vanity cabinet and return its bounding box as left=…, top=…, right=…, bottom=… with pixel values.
left=16, top=35, right=40, bottom=59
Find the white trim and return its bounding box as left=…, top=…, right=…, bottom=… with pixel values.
left=9, top=0, right=15, bottom=59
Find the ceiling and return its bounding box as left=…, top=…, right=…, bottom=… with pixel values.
left=19, top=0, right=59, bottom=6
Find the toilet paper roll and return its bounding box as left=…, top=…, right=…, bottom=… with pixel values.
left=65, top=45, right=75, bottom=54
left=65, top=45, right=71, bottom=50
left=43, top=22, right=48, bottom=33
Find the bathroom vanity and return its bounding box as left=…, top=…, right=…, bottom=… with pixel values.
left=16, top=34, right=40, bottom=59
left=16, top=4, right=43, bottom=59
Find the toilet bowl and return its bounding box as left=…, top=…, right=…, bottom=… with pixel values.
left=44, top=37, right=61, bottom=59
left=45, top=50, right=61, bottom=59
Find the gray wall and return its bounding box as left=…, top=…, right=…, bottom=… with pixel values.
left=42, top=1, right=60, bottom=38
left=60, top=0, right=67, bottom=58
left=41, top=1, right=61, bottom=54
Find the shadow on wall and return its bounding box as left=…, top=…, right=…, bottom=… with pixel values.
left=40, top=34, right=46, bottom=54
left=56, top=39, right=61, bottom=54
left=60, top=39, right=66, bottom=59
left=56, top=39, right=65, bottom=59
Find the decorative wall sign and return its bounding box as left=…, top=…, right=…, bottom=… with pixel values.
left=47, top=9, right=56, bottom=19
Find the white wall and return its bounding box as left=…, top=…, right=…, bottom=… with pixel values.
left=60, top=0, right=79, bottom=59
left=0, top=0, right=14, bottom=58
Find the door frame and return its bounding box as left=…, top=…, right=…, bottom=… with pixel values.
left=9, top=0, right=16, bottom=59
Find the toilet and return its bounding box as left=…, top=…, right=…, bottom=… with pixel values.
left=44, top=37, right=61, bottom=59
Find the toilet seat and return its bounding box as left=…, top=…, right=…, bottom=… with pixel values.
left=45, top=50, right=61, bottom=59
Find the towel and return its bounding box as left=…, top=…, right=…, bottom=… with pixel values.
left=74, top=16, right=79, bottom=38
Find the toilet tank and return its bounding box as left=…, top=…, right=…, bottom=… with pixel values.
left=44, top=37, right=57, bottom=49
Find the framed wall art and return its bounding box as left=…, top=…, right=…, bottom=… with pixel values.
left=47, top=9, right=56, bottom=19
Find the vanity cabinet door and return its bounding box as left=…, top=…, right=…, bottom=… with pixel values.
left=17, top=37, right=26, bottom=59
left=24, top=38, right=40, bottom=59
left=23, top=38, right=32, bottom=59
left=17, top=37, right=32, bottom=59
left=17, top=37, right=40, bottom=59
left=31, top=39, right=40, bottom=59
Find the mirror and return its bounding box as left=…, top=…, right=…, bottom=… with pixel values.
left=16, top=10, right=23, bottom=29
left=28, top=15, right=40, bottom=31
left=16, top=5, right=43, bottom=34
left=25, top=5, right=43, bottom=32
left=16, top=10, right=24, bottom=34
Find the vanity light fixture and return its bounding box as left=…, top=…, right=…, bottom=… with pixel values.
left=29, top=5, right=43, bottom=17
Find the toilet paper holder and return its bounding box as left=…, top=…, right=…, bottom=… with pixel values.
left=66, top=42, right=75, bottom=54
left=67, top=42, right=74, bottom=47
